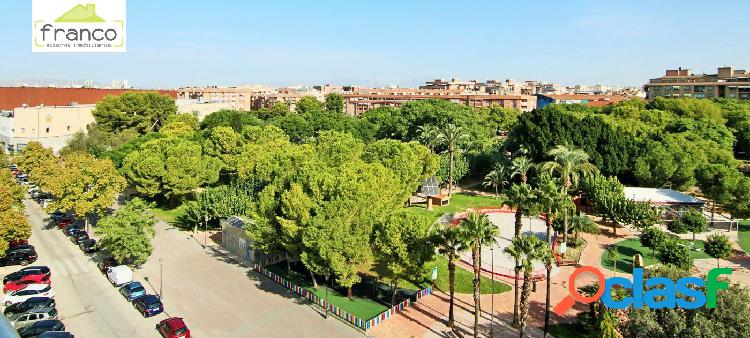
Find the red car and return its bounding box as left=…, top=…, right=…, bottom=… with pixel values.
left=57, top=219, right=73, bottom=229
left=157, top=317, right=190, bottom=338
left=3, top=274, right=51, bottom=293
left=8, top=239, right=28, bottom=248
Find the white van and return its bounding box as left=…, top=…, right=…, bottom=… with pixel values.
left=107, top=265, right=133, bottom=287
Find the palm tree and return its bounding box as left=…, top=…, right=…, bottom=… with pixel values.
left=461, top=212, right=499, bottom=338
left=435, top=225, right=471, bottom=329
left=535, top=174, right=572, bottom=337
left=504, top=234, right=552, bottom=338
left=435, top=124, right=470, bottom=196
left=483, top=162, right=509, bottom=197
left=417, top=124, right=440, bottom=152
left=502, top=182, right=536, bottom=326
left=511, top=156, right=534, bottom=183
left=540, top=145, right=597, bottom=246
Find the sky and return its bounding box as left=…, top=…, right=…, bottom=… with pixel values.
left=1, top=0, right=749, bottom=89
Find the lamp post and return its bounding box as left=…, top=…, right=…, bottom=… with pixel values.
left=491, top=245, right=495, bottom=337
left=204, top=215, right=208, bottom=248
left=159, top=258, right=164, bottom=301
left=325, top=274, right=330, bottom=319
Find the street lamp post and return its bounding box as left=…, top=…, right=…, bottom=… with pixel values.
left=325, top=274, right=330, bottom=319
left=204, top=215, right=208, bottom=248
left=159, top=258, right=163, bottom=302
left=491, top=245, right=495, bottom=337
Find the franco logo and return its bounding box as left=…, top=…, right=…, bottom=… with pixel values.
left=32, top=0, right=126, bottom=53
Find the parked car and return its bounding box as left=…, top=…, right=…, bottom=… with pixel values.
left=107, top=266, right=132, bottom=286
left=3, top=297, right=55, bottom=316
left=16, top=319, right=65, bottom=338
left=38, top=332, right=74, bottom=338
left=69, top=231, right=89, bottom=245
left=6, top=244, right=35, bottom=254
left=133, top=295, right=163, bottom=317
left=3, top=274, right=51, bottom=293
left=8, top=307, right=58, bottom=329
left=9, top=239, right=29, bottom=248
left=119, top=282, right=146, bottom=302
left=97, top=257, right=118, bottom=274
left=78, top=239, right=97, bottom=253
left=2, top=284, right=54, bottom=306
left=30, top=191, right=42, bottom=199
left=0, top=250, right=38, bottom=267
left=157, top=317, right=190, bottom=338
left=49, top=211, right=65, bottom=222
left=56, top=218, right=73, bottom=229
left=3, top=267, right=50, bottom=285
left=62, top=225, right=80, bottom=237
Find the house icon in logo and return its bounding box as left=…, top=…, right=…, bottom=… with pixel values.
left=55, top=3, right=105, bottom=22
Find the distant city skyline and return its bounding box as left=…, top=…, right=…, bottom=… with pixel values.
left=1, top=0, right=749, bottom=88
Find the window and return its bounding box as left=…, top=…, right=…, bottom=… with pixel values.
left=66, top=126, right=71, bottom=131
left=21, top=128, right=25, bottom=133
left=45, top=128, right=49, bottom=133
left=683, top=86, right=692, bottom=91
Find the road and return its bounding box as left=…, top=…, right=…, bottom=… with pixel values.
left=7, top=199, right=359, bottom=338
left=0, top=200, right=163, bottom=337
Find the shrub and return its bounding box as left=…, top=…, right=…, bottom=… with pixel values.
left=656, top=239, right=692, bottom=270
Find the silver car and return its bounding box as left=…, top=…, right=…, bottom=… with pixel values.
left=7, top=306, right=58, bottom=329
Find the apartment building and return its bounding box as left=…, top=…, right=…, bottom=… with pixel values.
left=644, top=66, right=750, bottom=100
left=343, top=88, right=536, bottom=115
left=177, top=86, right=326, bottom=112
left=0, top=87, right=177, bottom=153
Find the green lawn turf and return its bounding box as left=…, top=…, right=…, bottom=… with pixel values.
left=307, top=286, right=387, bottom=320
left=264, top=264, right=387, bottom=319
left=600, top=237, right=711, bottom=274
left=739, top=220, right=750, bottom=253
left=399, top=255, right=511, bottom=294
left=150, top=205, right=180, bottom=224
left=431, top=255, right=511, bottom=294
left=406, top=192, right=502, bottom=219
left=549, top=323, right=587, bottom=338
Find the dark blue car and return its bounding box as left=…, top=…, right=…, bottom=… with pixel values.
left=119, top=281, right=146, bottom=302
left=133, top=295, right=163, bottom=317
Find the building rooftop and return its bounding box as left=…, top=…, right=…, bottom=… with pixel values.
left=623, top=187, right=704, bottom=206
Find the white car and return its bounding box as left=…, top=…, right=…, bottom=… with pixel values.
left=107, top=265, right=133, bottom=287
left=7, top=306, right=58, bottom=329
left=1, top=284, right=54, bottom=306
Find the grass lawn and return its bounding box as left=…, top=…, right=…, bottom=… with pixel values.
left=406, top=192, right=502, bottom=220
left=264, top=264, right=387, bottom=319
left=739, top=220, right=750, bottom=253
left=600, top=237, right=711, bottom=274
left=414, top=255, right=511, bottom=294
left=150, top=205, right=180, bottom=224
left=307, top=286, right=387, bottom=320
left=550, top=323, right=587, bottom=338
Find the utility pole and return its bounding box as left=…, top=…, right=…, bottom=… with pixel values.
left=491, top=245, right=495, bottom=337
left=204, top=215, right=208, bottom=248
left=159, top=258, right=164, bottom=301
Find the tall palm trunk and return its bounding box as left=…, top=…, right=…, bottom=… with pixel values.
left=544, top=262, right=552, bottom=337
left=562, top=177, right=571, bottom=253
left=513, top=265, right=521, bottom=326
left=448, top=147, right=455, bottom=196
left=472, top=242, right=481, bottom=338
left=520, top=268, right=532, bottom=338
left=448, top=256, right=457, bottom=328
left=513, top=209, right=522, bottom=325
left=544, top=215, right=553, bottom=337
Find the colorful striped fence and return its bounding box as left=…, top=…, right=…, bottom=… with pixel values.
left=254, top=264, right=433, bottom=331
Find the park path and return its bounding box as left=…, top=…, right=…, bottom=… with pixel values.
left=369, top=221, right=632, bottom=338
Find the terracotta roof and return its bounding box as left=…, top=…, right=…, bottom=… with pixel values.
left=0, top=87, right=177, bottom=110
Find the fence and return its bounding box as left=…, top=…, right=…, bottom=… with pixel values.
left=254, top=264, right=433, bottom=331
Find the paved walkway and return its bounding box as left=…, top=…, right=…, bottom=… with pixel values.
left=370, top=221, right=633, bottom=338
